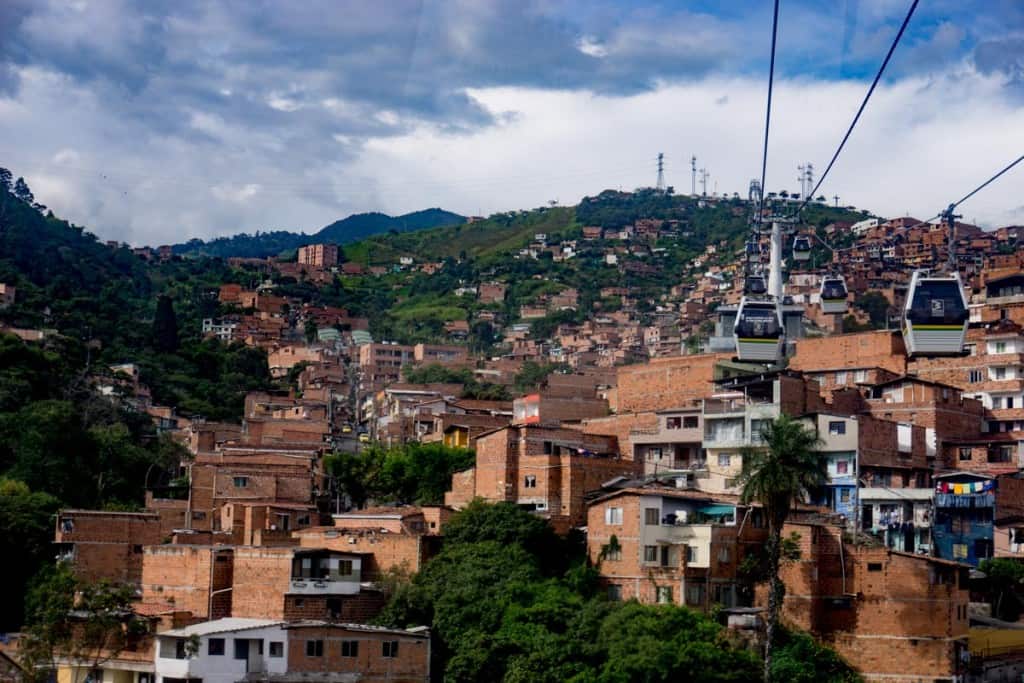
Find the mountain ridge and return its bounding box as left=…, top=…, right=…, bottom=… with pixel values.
left=172, top=207, right=465, bottom=259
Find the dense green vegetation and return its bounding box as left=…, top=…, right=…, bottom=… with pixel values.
left=325, top=443, right=476, bottom=508
left=379, top=500, right=859, bottom=683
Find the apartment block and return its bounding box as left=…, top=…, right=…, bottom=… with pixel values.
left=512, top=393, right=609, bottom=424
left=297, top=243, right=339, bottom=268
left=587, top=487, right=767, bottom=610
left=412, top=343, right=468, bottom=366
left=614, top=353, right=730, bottom=413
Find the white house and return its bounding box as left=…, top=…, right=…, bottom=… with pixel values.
left=155, top=619, right=288, bottom=683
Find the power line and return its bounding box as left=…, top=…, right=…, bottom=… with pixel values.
left=794, top=0, right=920, bottom=217
left=754, top=0, right=781, bottom=228
left=948, top=154, right=1024, bottom=211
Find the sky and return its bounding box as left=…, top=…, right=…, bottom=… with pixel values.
left=0, top=0, right=1022, bottom=246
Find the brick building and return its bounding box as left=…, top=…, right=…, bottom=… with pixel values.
left=297, top=243, right=339, bottom=268
left=54, top=510, right=164, bottom=586
left=281, top=622, right=429, bottom=683
left=141, top=545, right=235, bottom=620
left=232, top=547, right=386, bottom=623
left=586, top=487, right=767, bottom=610
left=445, top=424, right=638, bottom=530
left=770, top=521, right=969, bottom=682
left=512, top=393, right=609, bottom=424
left=613, top=353, right=730, bottom=413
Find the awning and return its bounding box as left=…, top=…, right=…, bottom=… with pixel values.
left=699, top=504, right=736, bottom=516
left=859, top=487, right=933, bottom=502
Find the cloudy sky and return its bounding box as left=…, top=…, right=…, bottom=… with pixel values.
left=1, top=0, right=1022, bottom=245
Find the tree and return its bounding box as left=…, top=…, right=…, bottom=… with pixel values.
left=737, top=415, right=827, bottom=682
left=978, top=558, right=1024, bottom=621
left=0, top=167, right=12, bottom=194
left=854, top=291, right=890, bottom=329
left=0, top=480, right=60, bottom=629
left=21, top=564, right=144, bottom=683
left=152, top=295, right=179, bottom=353
left=13, top=177, right=34, bottom=205
left=304, top=319, right=318, bottom=344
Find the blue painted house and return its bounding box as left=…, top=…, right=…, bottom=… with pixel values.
left=932, top=472, right=995, bottom=566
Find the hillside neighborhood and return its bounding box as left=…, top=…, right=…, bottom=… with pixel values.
left=3, top=174, right=1024, bottom=683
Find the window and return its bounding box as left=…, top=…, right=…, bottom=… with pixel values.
left=686, top=546, right=698, bottom=563
left=336, top=559, right=354, bottom=576
left=297, top=515, right=310, bottom=526
left=952, top=543, right=968, bottom=559
left=542, top=441, right=553, bottom=455
left=839, top=489, right=851, bottom=503
left=644, top=508, right=660, bottom=526
left=959, top=447, right=972, bottom=461
left=643, top=546, right=658, bottom=563
left=647, top=447, right=663, bottom=461
left=656, top=586, right=673, bottom=604
left=836, top=460, right=849, bottom=475
left=718, top=547, right=730, bottom=563
left=995, top=367, right=1007, bottom=380
left=382, top=641, right=399, bottom=658
left=968, top=369, right=982, bottom=383
left=293, top=598, right=305, bottom=607
left=233, top=476, right=249, bottom=488
left=750, top=419, right=771, bottom=443
left=605, top=507, right=623, bottom=525
left=666, top=416, right=682, bottom=429
left=607, top=585, right=622, bottom=601
left=993, top=397, right=1004, bottom=409
left=269, top=642, right=283, bottom=658
left=717, top=454, right=731, bottom=468
left=828, top=421, right=846, bottom=435
left=524, top=475, right=537, bottom=488
left=996, top=342, right=1007, bottom=353
left=867, top=563, right=882, bottom=572
left=686, top=583, right=705, bottom=606
left=854, top=370, right=867, bottom=383
left=835, top=371, right=847, bottom=384
left=306, top=640, right=324, bottom=657
left=208, top=638, right=225, bottom=656
left=604, top=546, right=621, bottom=561
left=994, top=445, right=1014, bottom=463
left=684, top=416, right=699, bottom=429
left=341, top=641, right=358, bottom=658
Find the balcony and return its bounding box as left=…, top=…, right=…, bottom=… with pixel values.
left=630, top=424, right=702, bottom=445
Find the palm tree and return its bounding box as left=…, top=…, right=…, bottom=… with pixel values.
left=738, top=414, right=827, bottom=682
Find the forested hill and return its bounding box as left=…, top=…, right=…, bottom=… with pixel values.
left=172, top=207, right=466, bottom=258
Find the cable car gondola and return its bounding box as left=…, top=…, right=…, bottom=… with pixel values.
left=819, top=275, right=849, bottom=315
left=744, top=274, right=767, bottom=296
left=734, top=297, right=784, bottom=362
left=902, top=270, right=968, bottom=356
left=792, top=235, right=811, bottom=261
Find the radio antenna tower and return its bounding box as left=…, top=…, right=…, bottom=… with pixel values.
left=797, top=164, right=806, bottom=197
left=691, top=155, right=697, bottom=195
left=804, top=163, right=814, bottom=199
left=699, top=168, right=709, bottom=196
left=749, top=179, right=762, bottom=204
left=656, top=153, right=665, bottom=191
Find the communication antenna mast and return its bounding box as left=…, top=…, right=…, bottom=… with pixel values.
left=749, top=179, right=762, bottom=204
left=691, top=156, right=697, bottom=195
left=833, top=194, right=840, bottom=207
left=699, top=168, right=709, bottom=196
left=656, top=153, right=665, bottom=191
left=804, top=163, right=814, bottom=199
left=797, top=164, right=806, bottom=197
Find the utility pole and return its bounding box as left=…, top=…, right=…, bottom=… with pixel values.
left=656, top=153, right=665, bottom=192
left=691, top=156, right=697, bottom=195
left=833, top=194, right=840, bottom=207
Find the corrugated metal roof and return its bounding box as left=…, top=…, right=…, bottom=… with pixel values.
left=159, top=618, right=284, bottom=638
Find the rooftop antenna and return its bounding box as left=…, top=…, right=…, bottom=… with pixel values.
left=656, top=153, right=665, bottom=191
left=691, top=155, right=697, bottom=195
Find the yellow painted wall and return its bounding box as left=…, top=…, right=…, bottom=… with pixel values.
left=969, top=627, right=1024, bottom=655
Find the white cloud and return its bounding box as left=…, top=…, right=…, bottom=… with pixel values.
left=576, top=36, right=608, bottom=58
left=211, top=183, right=262, bottom=202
